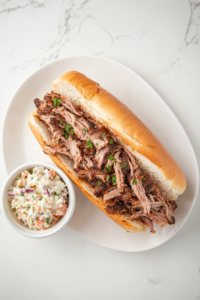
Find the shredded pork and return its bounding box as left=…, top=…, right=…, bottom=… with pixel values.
left=34, top=92, right=177, bottom=233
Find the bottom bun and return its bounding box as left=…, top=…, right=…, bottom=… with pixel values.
left=28, top=112, right=147, bottom=233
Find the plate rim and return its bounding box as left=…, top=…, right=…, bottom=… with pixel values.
left=1, top=55, right=199, bottom=252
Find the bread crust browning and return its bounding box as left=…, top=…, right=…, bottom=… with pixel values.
left=28, top=71, right=187, bottom=233
left=57, top=71, right=186, bottom=196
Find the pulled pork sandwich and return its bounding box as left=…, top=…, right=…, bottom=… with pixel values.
left=28, top=71, right=186, bottom=233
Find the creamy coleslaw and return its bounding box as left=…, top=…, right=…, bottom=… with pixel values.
left=7, top=166, right=68, bottom=230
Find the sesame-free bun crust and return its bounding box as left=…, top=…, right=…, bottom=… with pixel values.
left=52, top=71, right=186, bottom=200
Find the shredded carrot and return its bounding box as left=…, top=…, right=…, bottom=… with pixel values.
left=53, top=215, right=62, bottom=221
left=47, top=202, right=52, bottom=206
left=18, top=211, right=22, bottom=220
left=61, top=207, right=66, bottom=212
left=22, top=172, right=28, bottom=178
left=19, top=180, right=23, bottom=187
left=61, top=203, right=67, bottom=212
left=54, top=215, right=62, bottom=218
left=37, top=207, right=41, bottom=212
left=50, top=169, right=56, bottom=177
left=36, top=220, right=44, bottom=227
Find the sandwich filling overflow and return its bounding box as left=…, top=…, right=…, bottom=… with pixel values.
left=34, top=92, right=177, bottom=233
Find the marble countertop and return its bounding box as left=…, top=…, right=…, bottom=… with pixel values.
left=0, top=0, right=200, bottom=299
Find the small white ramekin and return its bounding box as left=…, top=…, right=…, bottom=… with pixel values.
left=1, top=161, right=75, bottom=238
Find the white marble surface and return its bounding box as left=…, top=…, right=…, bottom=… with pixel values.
left=0, top=0, right=200, bottom=299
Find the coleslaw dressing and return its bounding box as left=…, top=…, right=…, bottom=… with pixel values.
left=8, top=166, right=68, bottom=230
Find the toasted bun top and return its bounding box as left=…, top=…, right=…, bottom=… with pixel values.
left=52, top=71, right=186, bottom=199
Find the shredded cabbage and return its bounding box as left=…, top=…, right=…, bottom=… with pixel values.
left=8, top=166, right=68, bottom=230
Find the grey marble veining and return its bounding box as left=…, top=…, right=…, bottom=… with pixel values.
left=184, top=0, right=200, bottom=47
left=0, top=1, right=44, bottom=14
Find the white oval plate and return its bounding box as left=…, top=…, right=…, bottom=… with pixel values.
left=2, top=56, right=199, bottom=252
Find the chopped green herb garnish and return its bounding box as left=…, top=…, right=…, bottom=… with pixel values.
left=64, top=124, right=73, bottom=138
left=32, top=195, right=34, bottom=198
left=39, top=196, right=43, bottom=200
left=102, top=133, right=107, bottom=138
left=83, top=128, right=87, bottom=132
left=27, top=206, right=30, bottom=209
left=16, top=213, right=18, bottom=217
left=96, top=181, right=100, bottom=187
left=106, top=175, right=110, bottom=181
left=31, top=177, right=33, bottom=179
left=46, top=218, right=50, bottom=225
left=52, top=97, right=61, bottom=106
left=121, top=162, right=127, bottom=169
left=142, top=177, right=146, bottom=182
left=104, top=165, right=111, bottom=172
left=60, top=119, right=63, bottom=123
left=54, top=192, right=59, bottom=196
left=95, top=143, right=98, bottom=146
left=86, top=139, right=93, bottom=149
left=64, top=131, right=69, bottom=139
left=65, top=124, right=71, bottom=131
left=17, top=186, right=20, bottom=189
left=132, top=180, right=137, bottom=185
left=21, top=194, right=25, bottom=196
left=109, top=139, right=114, bottom=144
left=112, top=175, right=117, bottom=185
left=108, top=153, right=114, bottom=160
